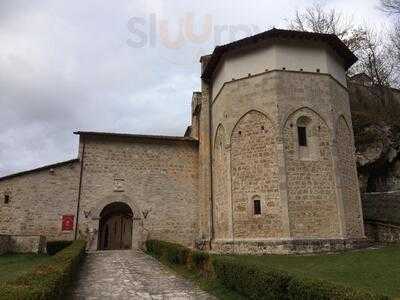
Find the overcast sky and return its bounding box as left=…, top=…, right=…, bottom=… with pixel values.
left=0, top=0, right=388, bottom=176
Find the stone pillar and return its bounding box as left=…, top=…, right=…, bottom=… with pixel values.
left=197, top=55, right=213, bottom=244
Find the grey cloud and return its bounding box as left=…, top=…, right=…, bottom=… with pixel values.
left=0, top=0, right=381, bottom=176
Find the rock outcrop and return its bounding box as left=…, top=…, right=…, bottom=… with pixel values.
left=349, top=80, right=400, bottom=192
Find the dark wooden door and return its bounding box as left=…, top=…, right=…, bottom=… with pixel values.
left=100, top=214, right=132, bottom=250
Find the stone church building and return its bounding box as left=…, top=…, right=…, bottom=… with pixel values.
left=0, top=29, right=366, bottom=254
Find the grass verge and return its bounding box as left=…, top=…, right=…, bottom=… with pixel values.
left=234, top=246, right=400, bottom=298
left=0, top=240, right=86, bottom=300
left=146, top=240, right=393, bottom=300
left=0, top=253, right=51, bottom=282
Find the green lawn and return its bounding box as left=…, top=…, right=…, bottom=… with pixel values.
left=229, top=246, right=400, bottom=298
left=0, top=253, right=51, bottom=282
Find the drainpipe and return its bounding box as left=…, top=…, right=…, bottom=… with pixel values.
left=74, top=136, right=86, bottom=240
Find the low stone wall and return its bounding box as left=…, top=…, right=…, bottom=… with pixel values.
left=362, top=191, right=400, bottom=225
left=365, top=222, right=400, bottom=244
left=211, top=238, right=368, bottom=255
left=0, top=235, right=11, bottom=254
left=0, top=235, right=46, bottom=254
left=362, top=191, right=400, bottom=243
left=11, top=235, right=47, bottom=254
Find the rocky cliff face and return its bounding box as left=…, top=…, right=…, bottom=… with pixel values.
left=349, top=81, right=400, bottom=192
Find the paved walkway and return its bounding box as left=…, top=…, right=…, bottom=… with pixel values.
left=69, top=250, right=216, bottom=299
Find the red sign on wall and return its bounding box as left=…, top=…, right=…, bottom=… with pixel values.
left=62, top=215, right=74, bottom=231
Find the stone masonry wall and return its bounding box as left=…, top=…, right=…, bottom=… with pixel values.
left=0, top=161, right=79, bottom=241
left=364, top=222, right=400, bottom=244
left=0, top=235, right=11, bottom=254
left=10, top=235, right=47, bottom=253
left=212, top=238, right=367, bottom=255
left=362, top=191, right=400, bottom=225
left=230, top=110, right=283, bottom=238
left=77, top=135, right=199, bottom=249
left=213, top=125, right=231, bottom=239
left=210, top=71, right=288, bottom=242
left=197, top=70, right=212, bottom=243
left=209, top=71, right=361, bottom=243
left=0, top=234, right=46, bottom=254
left=361, top=191, right=400, bottom=243
left=283, top=108, right=341, bottom=238
left=274, top=71, right=363, bottom=239
left=336, top=117, right=364, bottom=237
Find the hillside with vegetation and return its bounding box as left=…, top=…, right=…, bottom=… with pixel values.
left=349, top=81, right=400, bottom=192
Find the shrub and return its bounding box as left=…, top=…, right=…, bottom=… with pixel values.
left=212, top=256, right=291, bottom=300
left=191, top=250, right=210, bottom=269
left=146, top=240, right=389, bottom=300
left=166, top=244, right=190, bottom=265
left=145, top=240, right=160, bottom=256
left=212, top=256, right=388, bottom=300
left=46, top=241, right=73, bottom=255
left=0, top=240, right=86, bottom=300
left=146, top=240, right=190, bottom=265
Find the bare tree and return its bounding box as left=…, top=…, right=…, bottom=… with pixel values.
left=380, top=0, right=400, bottom=15
left=288, top=3, right=367, bottom=52
left=390, top=24, right=400, bottom=84
left=354, top=30, right=395, bottom=88
left=379, top=0, right=400, bottom=85
left=288, top=3, right=398, bottom=88
left=392, top=25, right=400, bottom=59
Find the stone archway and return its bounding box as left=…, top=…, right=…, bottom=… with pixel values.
left=98, top=202, right=133, bottom=250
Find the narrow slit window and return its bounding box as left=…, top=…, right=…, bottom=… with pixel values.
left=4, top=194, right=9, bottom=204
left=298, top=126, right=307, bottom=146
left=254, top=199, right=261, bottom=215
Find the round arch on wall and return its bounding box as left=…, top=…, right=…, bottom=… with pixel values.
left=297, top=115, right=312, bottom=127
left=282, top=107, right=332, bottom=161
left=213, top=124, right=228, bottom=150
left=213, top=123, right=231, bottom=240
left=336, top=115, right=351, bottom=131
left=282, top=106, right=330, bottom=135
left=229, top=109, right=276, bottom=142
left=98, top=202, right=133, bottom=250
left=229, top=109, right=281, bottom=239
left=91, top=194, right=141, bottom=220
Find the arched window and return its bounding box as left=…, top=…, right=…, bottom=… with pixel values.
left=296, top=115, right=320, bottom=161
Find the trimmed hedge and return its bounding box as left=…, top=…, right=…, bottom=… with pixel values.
left=212, top=256, right=388, bottom=300
left=0, top=240, right=86, bottom=300
left=146, top=240, right=389, bottom=300
left=191, top=250, right=210, bottom=269
left=46, top=241, right=73, bottom=256
left=212, top=256, right=291, bottom=299
left=146, top=240, right=190, bottom=265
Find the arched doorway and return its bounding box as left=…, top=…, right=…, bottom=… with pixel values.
left=98, top=202, right=133, bottom=250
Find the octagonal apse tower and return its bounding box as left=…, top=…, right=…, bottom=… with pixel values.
left=192, top=29, right=366, bottom=254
